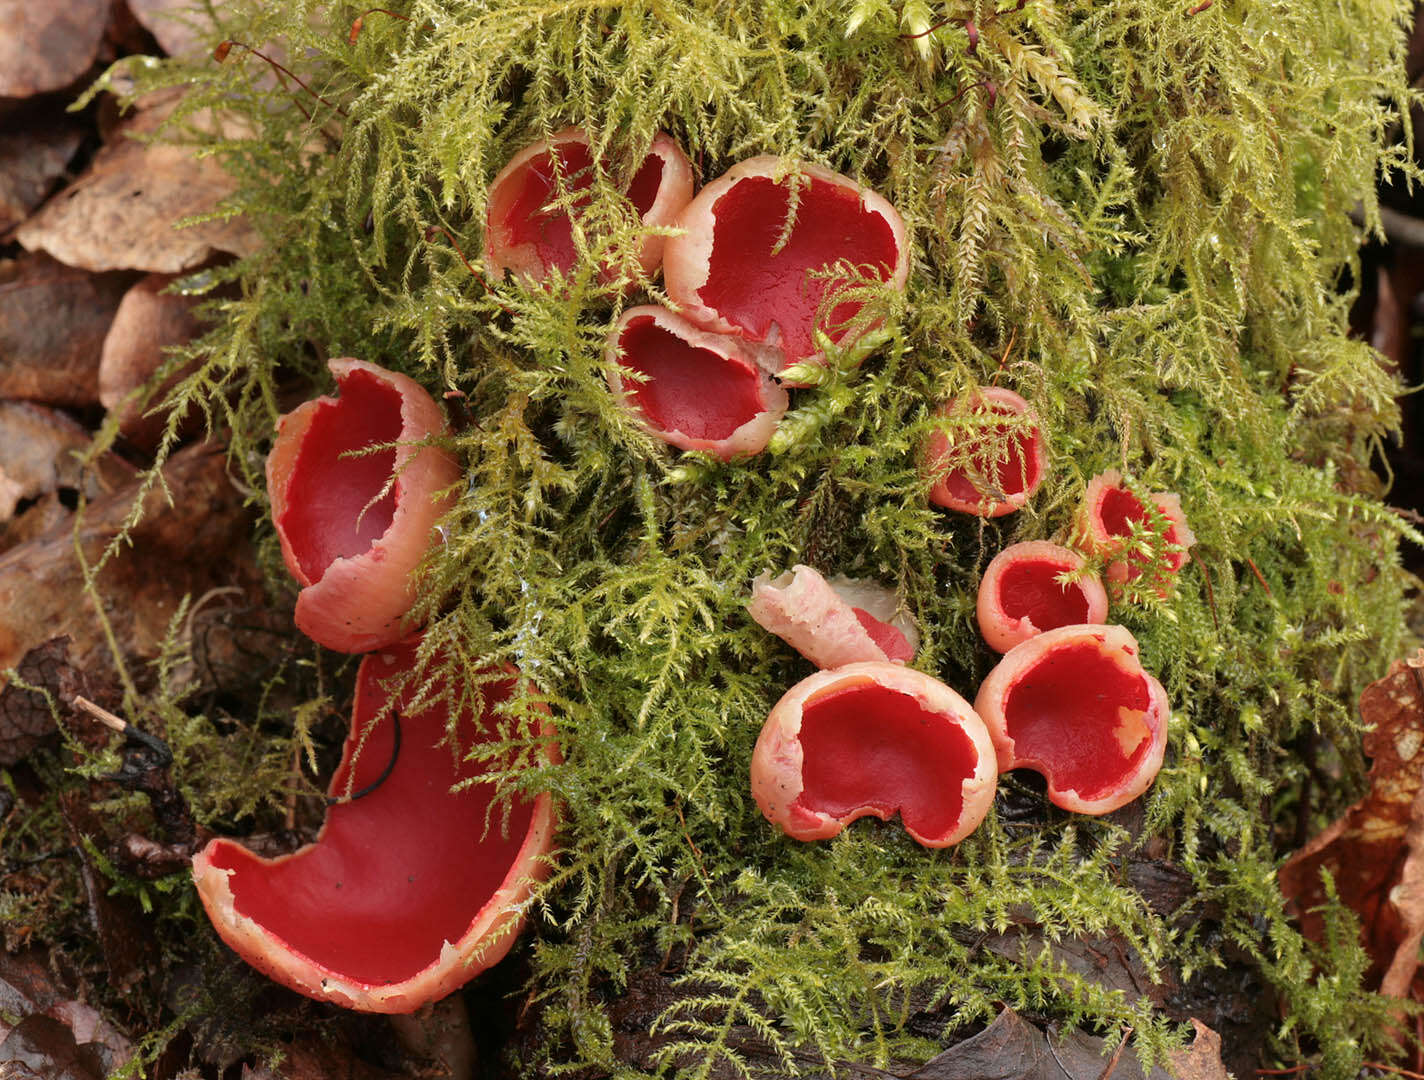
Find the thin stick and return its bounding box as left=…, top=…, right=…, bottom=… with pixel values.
left=1095, top=1026, right=1132, bottom=1080
left=1254, top=1068, right=1310, bottom=1077
left=73, top=695, right=127, bottom=733
left=1363, top=1066, right=1424, bottom=1080
left=424, top=225, right=515, bottom=317
left=1245, top=557, right=1273, bottom=597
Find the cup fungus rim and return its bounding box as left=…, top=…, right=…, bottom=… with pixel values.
left=192, top=645, right=561, bottom=1014
left=925, top=386, right=1046, bottom=517
left=976, top=540, right=1109, bottom=654
left=662, top=155, right=910, bottom=369
left=751, top=662, right=997, bottom=848
left=605, top=305, right=789, bottom=460
left=974, top=623, right=1169, bottom=815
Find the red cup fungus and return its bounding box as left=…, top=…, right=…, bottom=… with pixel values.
left=748, top=564, right=917, bottom=667
left=267, top=358, right=461, bottom=654
left=606, top=305, right=789, bottom=460
left=974, top=624, right=1169, bottom=815
left=484, top=127, right=694, bottom=285
left=662, top=156, right=909, bottom=378
left=192, top=638, right=559, bottom=1013
left=751, top=663, right=996, bottom=848
left=976, top=541, right=1108, bottom=654
left=924, top=387, right=1046, bottom=517
left=1076, top=470, right=1197, bottom=593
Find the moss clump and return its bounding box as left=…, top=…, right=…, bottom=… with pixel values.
left=80, top=0, right=1423, bottom=1073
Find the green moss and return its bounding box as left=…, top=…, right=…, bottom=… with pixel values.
left=72, top=0, right=1424, bottom=1073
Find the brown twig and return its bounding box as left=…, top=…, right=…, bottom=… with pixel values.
left=1362, top=1066, right=1424, bottom=1080
left=424, top=225, right=515, bottom=318
left=1095, top=1026, right=1133, bottom=1080
left=1245, top=556, right=1273, bottom=597
left=1254, top=1067, right=1310, bottom=1077
left=1198, top=561, right=1221, bottom=634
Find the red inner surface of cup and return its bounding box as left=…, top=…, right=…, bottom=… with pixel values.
left=792, top=682, right=975, bottom=841
left=699, top=176, right=898, bottom=364
left=281, top=369, right=402, bottom=583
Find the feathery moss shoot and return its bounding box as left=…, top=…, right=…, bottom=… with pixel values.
left=74, top=0, right=1424, bottom=1073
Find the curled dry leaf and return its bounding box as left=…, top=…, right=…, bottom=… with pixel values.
left=0, top=254, right=134, bottom=408
left=0, top=0, right=108, bottom=99
left=0, top=636, right=86, bottom=766
left=0, top=122, right=84, bottom=233
left=126, top=0, right=218, bottom=58
left=0, top=401, right=134, bottom=520
left=16, top=96, right=259, bottom=273
left=0, top=442, right=259, bottom=682
left=1279, top=653, right=1424, bottom=1000
left=99, top=271, right=210, bottom=450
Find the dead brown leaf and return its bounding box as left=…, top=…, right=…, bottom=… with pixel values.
left=99, top=271, right=210, bottom=450
left=126, top=0, right=218, bottom=58
left=0, top=494, right=68, bottom=556
left=0, top=636, right=85, bottom=766
left=0, top=254, right=134, bottom=407
left=0, top=442, right=260, bottom=686
left=0, top=402, right=134, bottom=520
left=15, top=96, right=259, bottom=273
left=1279, top=654, right=1424, bottom=999
left=0, top=122, right=84, bottom=233
left=1162, top=1020, right=1229, bottom=1080
left=0, top=0, right=109, bottom=99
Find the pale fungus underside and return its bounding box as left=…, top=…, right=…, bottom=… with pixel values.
left=37, top=0, right=1424, bottom=1075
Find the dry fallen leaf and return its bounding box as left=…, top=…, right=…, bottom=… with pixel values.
left=0, top=254, right=134, bottom=408
left=0, top=402, right=133, bottom=520
left=0, top=442, right=260, bottom=684
left=1279, top=654, right=1424, bottom=1000
left=0, top=0, right=109, bottom=99
left=126, top=0, right=219, bottom=59
left=1163, top=1020, right=1230, bottom=1080
left=0, top=637, right=79, bottom=766
left=99, top=272, right=210, bottom=450
left=0, top=122, right=84, bottom=233
left=15, top=96, right=259, bottom=273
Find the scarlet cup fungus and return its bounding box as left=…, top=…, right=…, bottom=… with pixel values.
left=748, top=565, right=917, bottom=667
left=751, top=663, right=996, bottom=848
left=662, top=157, right=909, bottom=377
left=192, top=638, right=559, bottom=1013
left=484, top=127, right=694, bottom=285
left=606, top=306, right=789, bottom=460
left=974, top=624, right=1169, bottom=815
left=1077, top=470, right=1197, bottom=592
left=267, top=358, right=460, bottom=653
left=976, top=541, right=1108, bottom=653
left=924, top=387, right=1045, bottom=517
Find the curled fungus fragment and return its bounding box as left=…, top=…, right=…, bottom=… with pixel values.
left=752, top=663, right=995, bottom=848
left=484, top=127, right=693, bottom=286
left=192, top=639, right=559, bottom=1013
left=924, top=387, right=1045, bottom=517
left=976, top=541, right=1108, bottom=653
left=267, top=358, right=459, bottom=653
left=606, top=305, right=788, bottom=460
left=663, top=157, right=909, bottom=378
left=748, top=565, right=916, bottom=667
left=974, top=624, right=1169, bottom=815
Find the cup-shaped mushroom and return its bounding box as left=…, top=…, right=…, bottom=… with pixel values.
left=924, top=387, right=1045, bottom=517
left=976, top=541, right=1108, bottom=653
left=1076, top=470, right=1197, bottom=593
left=267, top=358, right=460, bottom=653
left=748, top=565, right=917, bottom=667
left=662, top=156, right=909, bottom=378
left=192, top=638, right=559, bottom=1014
left=606, top=305, right=789, bottom=460
left=485, top=127, right=694, bottom=285
left=974, top=624, right=1169, bottom=815
left=751, top=663, right=997, bottom=848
